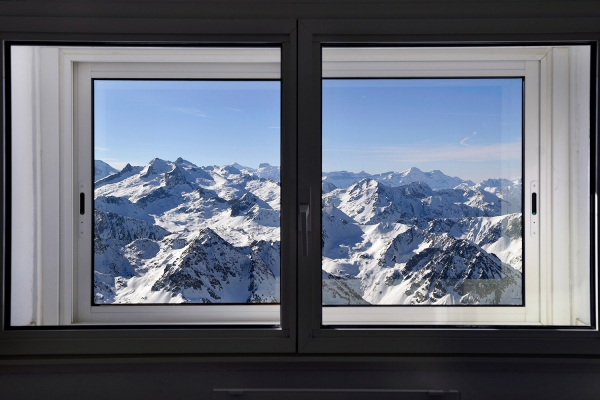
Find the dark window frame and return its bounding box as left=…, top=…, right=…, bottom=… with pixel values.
left=0, top=18, right=598, bottom=357
left=296, top=20, right=600, bottom=355
left=0, top=22, right=299, bottom=356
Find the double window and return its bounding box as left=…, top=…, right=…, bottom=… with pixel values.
left=4, top=42, right=596, bottom=352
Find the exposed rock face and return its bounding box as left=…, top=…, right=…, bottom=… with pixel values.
left=94, top=157, right=521, bottom=306
left=321, top=172, right=522, bottom=306
left=94, top=210, right=170, bottom=242
left=93, top=158, right=281, bottom=304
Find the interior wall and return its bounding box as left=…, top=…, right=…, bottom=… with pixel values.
left=2, top=358, right=600, bottom=400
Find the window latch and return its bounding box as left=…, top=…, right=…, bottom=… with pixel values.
left=299, top=187, right=312, bottom=257
left=80, top=192, right=85, bottom=215
left=531, top=181, right=538, bottom=237
left=299, top=204, right=311, bottom=257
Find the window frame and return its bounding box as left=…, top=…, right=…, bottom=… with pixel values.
left=1, top=18, right=599, bottom=358
left=317, top=46, right=592, bottom=328
left=296, top=20, right=598, bottom=355
left=320, top=49, right=539, bottom=326
left=75, top=51, right=282, bottom=325
left=1, top=23, right=299, bottom=355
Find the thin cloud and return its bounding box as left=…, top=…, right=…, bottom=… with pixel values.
left=443, top=112, right=501, bottom=116
left=171, top=107, right=208, bottom=118
left=324, top=141, right=521, bottom=163
left=460, top=132, right=478, bottom=146
left=95, top=147, right=110, bottom=151
left=228, top=108, right=244, bottom=112
left=268, top=126, right=280, bottom=129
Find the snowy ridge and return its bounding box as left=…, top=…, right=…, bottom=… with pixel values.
left=94, top=160, right=119, bottom=181
left=94, top=158, right=522, bottom=306
left=94, top=158, right=281, bottom=304
left=323, top=166, right=475, bottom=190
left=321, top=175, right=522, bottom=305
left=475, top=178, right=522, bottom=212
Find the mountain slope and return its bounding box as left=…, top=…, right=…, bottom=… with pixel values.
left=323, top=167, right=474, bottom=190
left=94, top=160, right=119, bottom=181
left=94, top=158, right=522, bottom=306
left=93, top=158, right=281, bottom=304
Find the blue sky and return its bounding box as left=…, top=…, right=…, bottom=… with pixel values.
left=94, top=80, right=281, bottom=170
left=95, top=78, right=522, bottom=183
left=323, top=78, right=523, bottom=182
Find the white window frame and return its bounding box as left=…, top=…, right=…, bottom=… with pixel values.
left=11, top=46, right=284, bottom=325
left=319, top=46, right=593, bottom=327
left=8, top=44, right=594, bottom=329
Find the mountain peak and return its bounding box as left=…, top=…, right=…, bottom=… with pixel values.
left=401, top=181, right=434, bottom=197
left=140, top=158, right=174, bottom=178
left=94, top=160, right=119, bottom=181
left=347, top=177, right=381, bottom=195
left=230, top=162, right=248, bottom=171
left=406, top=167, right=423, bottom=174
left=174, top=157, right=197, bottom=167
left=218, top=164, right=242, bottom=175
left=162, top=165, right=188, bottom=187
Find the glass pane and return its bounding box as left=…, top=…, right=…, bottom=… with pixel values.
left=93, top=80, right=281, bottom=304
left=322, top=78, right=523, bottom=306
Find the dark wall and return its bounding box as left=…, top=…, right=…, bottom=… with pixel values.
left=1, top=1, right=600, bottom=399
left=1, top=0, right=599, bottom=20
left=2, top=358, right=600, bottom=400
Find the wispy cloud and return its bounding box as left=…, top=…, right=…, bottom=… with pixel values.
left=268, top=126, right=280, bottom=129
left=443, top=112, right=501, bottom=116
left=95, top=147, right=110, bottom=151
left=460, top=132, right=478, bottom=146
left=171, top=107, right=208, bottom=118
left=228, top=108, right=244, bottom=112
left=324, top=141, right=521, bottom=163
left=96, top=157, right=120, bottom=161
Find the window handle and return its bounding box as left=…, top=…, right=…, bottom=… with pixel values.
left=530, top=181, right=538, bottom=237
left=80, top=192, right=85, bottom=215
left=79, top=182, right=86, bottom=238
left=299, top=203, right=311, bottom=257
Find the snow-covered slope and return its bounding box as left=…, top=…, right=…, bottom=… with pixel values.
left=322, top=167, right=474, bottom=190
left=474, top=178, right=522, bottom=211
left=93, top=158, right=281, bottom=304
left=321, top=176, right=523, bottom=305
left=94, top=160, right=119, bottom=181
left=94, top=158, right=522, bottom=306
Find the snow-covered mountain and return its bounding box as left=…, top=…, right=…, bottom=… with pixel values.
left=234, top=162, right=281, bottom=182
left=321, top=177, right=522, bottom=305
left=93, top=158, right=280, bottom=304
left=322, top=167, right=474, bottom=190
left=94, top=160, right=119, bottom=181
left=94, top=158, right=522, bottom=306
left=474, top=178, right=522, bottom=212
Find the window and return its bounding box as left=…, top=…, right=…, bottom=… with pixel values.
left=9, top=46, right=294, bottom=327
left=316, top=46, right=592, bottom=327
left=4, top=39, right=597, bottom=355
